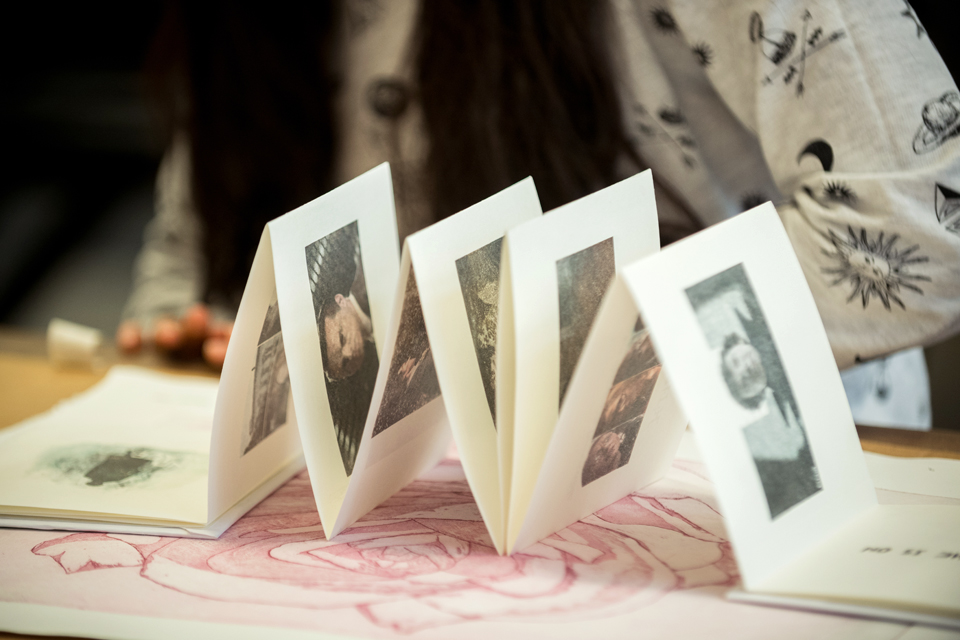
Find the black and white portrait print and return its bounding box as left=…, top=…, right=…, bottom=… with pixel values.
left=372, top=269, right=441, bottom=436
left=305, top=221, right=379, bottom=476
left=685, top=263, right=821, bottom=519
left=581, top=318, right=661, bottom=487
left=557, top=237, right=615, bottom=407
left=243, top=299, right=291, bottom=455
left=455, top=237, right=503, bottom=428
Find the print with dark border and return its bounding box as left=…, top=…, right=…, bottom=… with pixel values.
left=305, top=221, right=379, bottom=476
left=581, top=318, right=661, bottom=486
left=685, top=263, right=821, bottom=519
left=557, top=237, right=615, bottom=407
left=455, top=237, right=503, bottom=428
left=372, top=268, right=441, bottom=436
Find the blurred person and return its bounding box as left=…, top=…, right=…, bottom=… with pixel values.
left=117, top=0, right=960, bottom=376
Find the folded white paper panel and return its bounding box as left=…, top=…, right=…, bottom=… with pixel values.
left=510, top=277, right=686, bottom=553
left=499, top=171, right=672, bottom=551
left=624, top=204, right=877, bottom=589
left=407, top=177, right=542, bottom=553
left=208, top=231, right=303, bottom=523
left=268, top=163, right=401, bottom=533
left=331, top=246, right=451, bottom=536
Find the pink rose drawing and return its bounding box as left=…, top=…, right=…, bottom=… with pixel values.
left=33, top=459, right=737, bottom=634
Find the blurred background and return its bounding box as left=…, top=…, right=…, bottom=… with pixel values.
left=0, top=2, right=956, bottom=427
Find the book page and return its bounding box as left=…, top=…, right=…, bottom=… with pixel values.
left=623, top=205, right=877, bottom=589
left=407, top=177, right=542, bottom=553
left=755, top=505, right=960, bottom=617
left=331, top=247, right=451, bottom=536
left=511, top=278, right=685, bottom=552
left=207, top=231, right=304, bottom=522
left=267, top=163, right=401, bottom=533
left=501, top=171, right=665, bottom=550
left=0, top=367, right=217, bottom=525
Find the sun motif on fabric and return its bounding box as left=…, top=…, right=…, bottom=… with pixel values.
left=692, top=42, right=714, bottom=67
left=823, top=180, right=857, bottom=205
left=821, top=226, right=930, bottom=310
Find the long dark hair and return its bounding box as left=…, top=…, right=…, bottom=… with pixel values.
left=415, top=0, right=639, bottom=218
left=151, top=0, right=645, bottom=306
left=150, top=2, right=340, bottom=308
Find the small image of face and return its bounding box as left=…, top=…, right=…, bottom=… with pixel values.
left=722, top=341, right=767, bottom=403
left=324, top=294, right=367, bottom=379
left=600, top=366, right=660, bottom=429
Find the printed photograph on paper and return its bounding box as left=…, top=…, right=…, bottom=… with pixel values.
left=581, top=318, right=661, bottom=486
left=685, top=263, right=822, bottom=519
left=306, top=221, right=379, bottom=476
left=372, top=269, right=441, bottom=436
left=557, top=237, right=615, bottom=407
left=243, top=299, right=291, bottom=455
left=455, top=236, right=503, bottom=428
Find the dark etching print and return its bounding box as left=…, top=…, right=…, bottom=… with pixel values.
left=821, top=226, right=931, bottom=310
left=373, top=269, right=441, bottom=436
left=557, top=237, right=616, bottom=407
left=935, top=183, right=960, bottom=234
left=35, top=445, right=205, bottom=489
left=914, top=92, right=960, bottom=154
left=306, top=221, right=379, bottom=475
left=582, top=318, right=661, bottom=486
left=686, top=264, right=821, bottom=519
left=750, top=9, right=845, bottom=97
left=244, top=300, right=291, bottom=455
left=456, top=237, right=503, bottom=428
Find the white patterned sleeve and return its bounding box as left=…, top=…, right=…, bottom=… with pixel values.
left=681, top=0, right=960, bottom=368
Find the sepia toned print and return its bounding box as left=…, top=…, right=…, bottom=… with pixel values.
left=373, top=269, right=441, bottom=436
left=557, top=237, right=615, bottom=407
left=305, top=221, right=379, bottom=476
left=243, top=300, right=291, bottom=455
left=455, top=236, right=503, bottom=428
left=581, top=319, right=661, bottom=486
left=685, top=263, right=821, bottom=519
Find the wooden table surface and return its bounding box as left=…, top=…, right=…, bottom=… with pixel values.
left=1, top=327, right=958, bottom=640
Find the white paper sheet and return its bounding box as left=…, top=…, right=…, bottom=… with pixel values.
left=624, top=205, right=878, bottom=589
left=267, top=162, right=401, bottom=533
left=407, top=177, right=542, bottom=552
left=620, top=204, right=959, bottom=623
left=0, top=367, right=217, bottom=525
left=502, top=171, right=686, bottom=553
